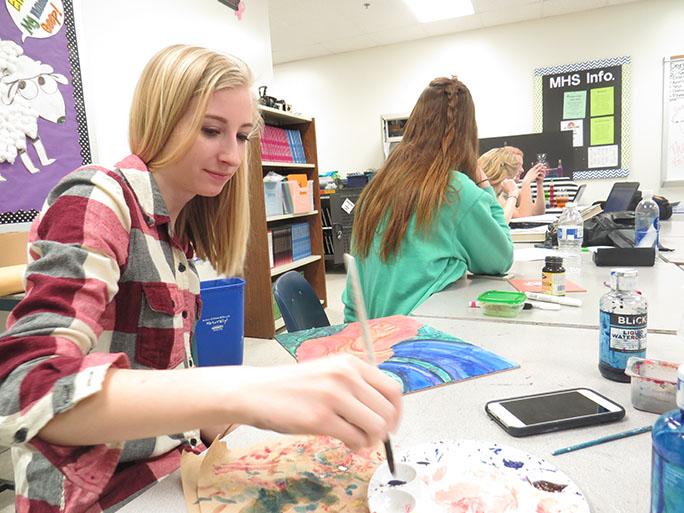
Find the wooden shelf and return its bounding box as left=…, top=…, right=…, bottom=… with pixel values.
left=243, top=109, right=327, bottom=339
left=258, top=105, right=312, bottom=124
left=270, top=255, right=321, bottom=277
left=267, top=210, right=319, bottom=223
left=262, top=161, right=315, bottom=169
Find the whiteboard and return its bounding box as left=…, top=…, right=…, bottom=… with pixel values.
left=661, top=55, right=684, bottom=185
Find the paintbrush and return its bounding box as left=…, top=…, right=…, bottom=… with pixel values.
left=552, top=425, right=652, bottom=456
left=343, top=253, right=397, bottom=477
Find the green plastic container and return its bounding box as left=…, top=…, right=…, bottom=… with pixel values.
left=477, top=290, right=527, bottom=318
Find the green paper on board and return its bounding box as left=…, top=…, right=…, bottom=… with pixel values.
left=563, top=91, right=586, bottom=119
left=590, top=116, right=614, bottom=145
left=590, top=86, right=614, bottom=117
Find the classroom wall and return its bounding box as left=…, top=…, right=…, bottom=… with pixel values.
left=73, top=0, right=273, bottom=168
left=271, top=0, right=684, bottom=204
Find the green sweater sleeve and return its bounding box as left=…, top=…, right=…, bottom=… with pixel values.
left=457, top=185, right=514, bottom=275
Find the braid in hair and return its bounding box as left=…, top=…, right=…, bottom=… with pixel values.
left=442, top=78, right=461, bottom=160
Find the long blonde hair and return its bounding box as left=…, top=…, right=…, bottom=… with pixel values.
left=352, top=76, right=479, bottom=261
left=478, top=146, right=522, bottom=189
left=129, top=44, right=260, bottom=276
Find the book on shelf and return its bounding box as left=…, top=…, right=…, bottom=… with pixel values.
left=271, top=226, right=293, bottom=267
left=291, top=222, right=312, bottom=261
left=267, top=230, right=274, bottom=269
left=286, top=129, right=306, bottom=163
left=260, top=125, right=308, bottom=164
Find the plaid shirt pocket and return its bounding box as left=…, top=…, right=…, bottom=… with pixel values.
left=136, top=283, right=186, bottom=369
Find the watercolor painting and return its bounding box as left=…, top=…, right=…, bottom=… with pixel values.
left=181, top=435, right=384, bottom=513
left=368, top=440, right=590, bottom=513
left=275, top=315, right=518, bottom=394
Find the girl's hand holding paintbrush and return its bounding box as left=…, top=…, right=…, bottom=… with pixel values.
left=233, top=354, right=402, bottom=451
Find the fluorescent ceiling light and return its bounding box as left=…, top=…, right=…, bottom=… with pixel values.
left=403, top=0, right=474, bottom=23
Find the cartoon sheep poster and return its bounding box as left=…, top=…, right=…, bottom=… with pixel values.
left=0, top=0, right=90, bottom=224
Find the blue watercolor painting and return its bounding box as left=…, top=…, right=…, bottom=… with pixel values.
left=275, top=315, right=518, bottom=394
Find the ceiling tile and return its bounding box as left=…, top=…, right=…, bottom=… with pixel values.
left=368, top=23, right=429, bottom=46
left=480, top=3, right=543, bottom=26
left=475, top=0, right=542, bottom=13
left=542, top=0, right=609, bottom=18
left=268, top=0, right=638, bottom=65
left=421, top=14, right=484, bottom=36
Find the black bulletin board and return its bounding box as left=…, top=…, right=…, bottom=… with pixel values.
left=535, top=57, right=631, bottom=180
left=479, top=131, right=574, bottom=179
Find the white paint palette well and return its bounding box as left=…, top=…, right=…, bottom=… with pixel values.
left=367, top=440, right=590, bottom=513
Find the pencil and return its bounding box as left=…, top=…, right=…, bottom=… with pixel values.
left=343, top=253, right=396, bottom=476
left=552, top=425, right=652, bottom=456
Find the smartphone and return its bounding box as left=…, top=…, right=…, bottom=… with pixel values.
left=485, top=388, right=625, bottom=437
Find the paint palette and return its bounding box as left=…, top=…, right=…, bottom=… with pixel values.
left=368, top=440, right=590, bottom=513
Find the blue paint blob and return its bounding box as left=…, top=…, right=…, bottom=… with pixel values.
left=503, top=459, right=524, bottom=469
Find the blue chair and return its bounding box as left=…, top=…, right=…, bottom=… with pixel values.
left=273, top=271, right=330, bottom=332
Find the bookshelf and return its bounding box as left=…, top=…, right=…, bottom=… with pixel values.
left=242, top=106, right=327, bottom=339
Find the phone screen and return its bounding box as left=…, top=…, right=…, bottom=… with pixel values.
left=501, top=391, right=610, bottom=425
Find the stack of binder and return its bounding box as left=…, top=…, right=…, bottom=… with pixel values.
left=291, top=222, right=312, bottom=260
left=260, top=125, right=307, bottom=163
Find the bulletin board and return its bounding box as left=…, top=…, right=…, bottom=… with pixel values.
left=534, top=56, right=631, bottom=180
left=0, top=0, right=91, bottom=225
left=479, top=131, right=574, bottom=178
left=661, top=55, right=684, bottom=185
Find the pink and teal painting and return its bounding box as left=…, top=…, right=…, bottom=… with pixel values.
left=275, top=315, right=518, bottom=394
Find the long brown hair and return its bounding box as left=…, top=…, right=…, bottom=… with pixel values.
left=129, top=45, right=260, bottom=276
left=352, top=76, right=479, bottom=260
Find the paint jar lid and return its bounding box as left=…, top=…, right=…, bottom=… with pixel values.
left=610, top=268, right=638, bottom=291
left=677, top=363, right=684, bottom=409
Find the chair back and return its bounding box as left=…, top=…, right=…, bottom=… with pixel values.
left=273, top=271, right=330, bottom=332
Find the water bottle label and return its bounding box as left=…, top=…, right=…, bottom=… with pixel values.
left=558, top=226, right=583, bottom=241
left=652, top=448, right=684, bottom=513
left=599, top=311, right=647, bottom=370
left=636, top=218, right=660, bottom=248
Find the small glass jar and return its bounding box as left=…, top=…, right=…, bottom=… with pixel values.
left=542, top=256, right=565, bottom=296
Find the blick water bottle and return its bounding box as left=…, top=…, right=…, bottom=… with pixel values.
left=635, top=190, right=660, bottom=253
left=651, top=363, right=684, bottom=513
left=598, top=268, right=647, bottom=382
left=557, top=202, right=583, bottom=276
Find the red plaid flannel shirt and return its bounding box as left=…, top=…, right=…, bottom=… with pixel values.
left=0, top=155, right=204, bottom=512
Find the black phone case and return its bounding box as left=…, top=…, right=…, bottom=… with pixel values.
left=484, top=388, right=626, bottom=437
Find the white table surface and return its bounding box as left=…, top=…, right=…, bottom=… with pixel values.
left=412, top=251, right=684, bottom=334
left=119, top=319, right=684, bottom=513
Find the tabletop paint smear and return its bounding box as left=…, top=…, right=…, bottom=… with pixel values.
left=181, top=435, right=383, bottom=513
left=275, top=315, right=518, bottom=394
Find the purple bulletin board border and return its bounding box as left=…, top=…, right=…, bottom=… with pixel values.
left=0, top=0, right=91, bottom=225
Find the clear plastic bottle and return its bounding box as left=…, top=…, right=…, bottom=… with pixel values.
left=557, top=202, right=584, bottom=276
left=635, top=190, right=660, bottom=253
left=651, top=364, right=684, bottom=513
left=598, top=268, right=647, bottom=382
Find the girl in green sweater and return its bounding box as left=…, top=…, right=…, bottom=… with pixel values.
left=343, top=76, right=513, bottom=321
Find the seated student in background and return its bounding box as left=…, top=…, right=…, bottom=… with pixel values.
left=343, top=76, right=513, bottom=321
left=478, top=146, right=547, bottom=223
left=0, top=45, right=401, bottom=513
